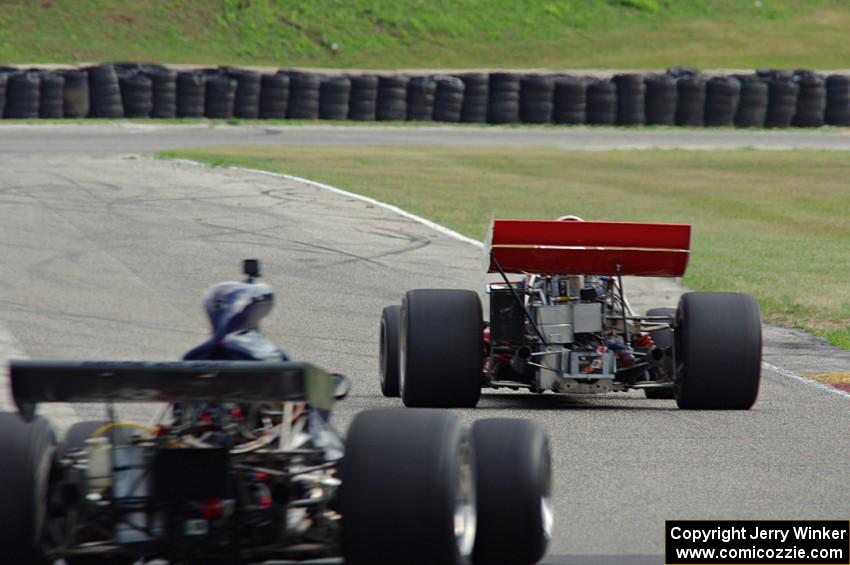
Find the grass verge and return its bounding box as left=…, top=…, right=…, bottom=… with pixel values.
left=2, top=1, right=850, bottom=70
left=157, top=146, right=850, bottom=350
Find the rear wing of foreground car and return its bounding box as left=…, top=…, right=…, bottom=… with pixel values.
left=9, top=360, right=335, bottom=417
left=485, top=219, right=691, bottom=277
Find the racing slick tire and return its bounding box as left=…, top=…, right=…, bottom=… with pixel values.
left=341, top=409, right=476, bottom=565
left=400, top=289, right=483, bottom=408
left=0, top=413, right=56, bottom=564
left=644, top=307, right=676, bottom=399
left=674, top=292, right=762, bottom=410
left=471, top=418, right=551, bottom=565
left=379, top=304, right=401, bottom=397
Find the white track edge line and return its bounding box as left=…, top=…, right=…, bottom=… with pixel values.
left=762, top=361, right=850, bottom=399
left=170, top=158, right=849, bottom=401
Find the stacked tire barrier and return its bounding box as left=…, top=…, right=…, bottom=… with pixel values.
left=149, top=68, right=177, bottom=118
left=376, top=75, right=408, bottom=121
left=177, top=71, right=205, bottom=118
left=231, top=69, right=261, bottom=119
left=260, top=73, right=290, bottom=119
left=586, top=79, right=616, bottom=125
left=520, top=75, right=554, bottom=124
left=88, top=64, right=123, bottom=118
left=62, top=70, right=90, bottom=118
left=319, top=75, right=351, bottom=120
left=644, top=74, right=677, bottom=125
left=792, top=71, right=826, bottom=128
left=348, top=74, right=378, bottom=121
left=704, top=76, right=741, bottom=127
left=459, top=73, right=488, bottom=123
left=287, top=72, right=320, bottom=119
left=488, top=73, right=520, bottom=124
left=614, top=73, right=645, bottom=126
left=38, top=73, right=64, bottom=118
left=407, top=76, right=436, bottom=121
left=765, top=73, right=798, bottom=128
left=5, top=71, right=41, bottom=118
left=825, top=74, right=850, bottom=126
left=734, top=76, right=768, bottom=128
left=1, top=63, right=849, bottom=129
left=432, top=76, right=464, bottom=122
left=119, top=72, right=153, bottom=118
left=553, top=76, right=587, bottom=125
left=675, top=73, right=706, bottom=126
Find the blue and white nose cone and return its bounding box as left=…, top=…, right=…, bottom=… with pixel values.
left=202, top=281, right=274, bottom=335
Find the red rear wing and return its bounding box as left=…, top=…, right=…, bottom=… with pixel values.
left=486, top=219, right=691, bottom=277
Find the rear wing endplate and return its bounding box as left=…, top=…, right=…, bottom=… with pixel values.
left=9, top=360, right=335, bottom=416
left=486, top=219, right=691, bottom=277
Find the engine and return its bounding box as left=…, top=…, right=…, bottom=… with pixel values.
left=487, top=273, right=637, bottom=393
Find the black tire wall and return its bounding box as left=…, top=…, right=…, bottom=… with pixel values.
left=1, top=64, right=840, bottom=128
left=119, top=72, right=153, bottom=118
left=407, top=76, right=437, bottom=121
left=792, top=71, right=826, bottom=128
left=553, top=76, right=587, bottom=124
left=376, top=74, right=409, bottom=121
left=204, top=72, right=237, bottom=119
left=287, top=72, right=321, bottom=120
left=88, top=64, right=123, bottom=118
left=825, top=74, right=850, bottom=126
left=644, top=74, right=677, bottom=125
left=5, top=71, right=41, bottom=118
left=460, top=72, right=489, bottom=123
left=614, top=73, right=645, bottom=125
left=433, top=75, right=465, bottom=122
left=488, top=72, right=521, bottom=124
left=0, top=73, right=7, bottom=117
left=734, top=76, right=768, bottom=128
left=704, top=76, right=741, bottom=127
left=39, top=72, right=65, bottom=118
left=586, top=79, right=616, bottom=125
left=520, top=74, right=555, bottom=124
left=765, top=75, right=798, bottom=128
left=348, top=74, right=378, bottom=120
left=675, top=74, right=706, bottom=126
left=230, top=68, right=261, bottom=119
left=149, top=67, right=177, bottom=118
left=260, top=72, right=290, bottom=119
left=176, top=71, right=206, bottom=118
left=320, top=75, right=351, bottom=120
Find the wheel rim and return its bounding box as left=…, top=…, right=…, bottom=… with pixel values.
left=454, top=435, right=477, bottom=559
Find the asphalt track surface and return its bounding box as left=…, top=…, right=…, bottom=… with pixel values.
left=2, top=123, right=850, bottom=153
left=0, top=126, right=848, bottom=565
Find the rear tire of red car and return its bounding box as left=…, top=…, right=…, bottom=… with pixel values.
left=400, top=289, right=483, bottom=408
left=341, top=409, right=476, bottom=565
left=472, top=418, right=552, bottom=565
left=0, top=412, right=56, bottom=565
left=379, top=304, right=401, bottom=397
left=674, top=292, right=762, bottom=409
left=644, top=307, right=676, bottom=399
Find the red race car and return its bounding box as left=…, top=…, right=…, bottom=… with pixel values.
left=380, top=218, right=762, bottom=409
